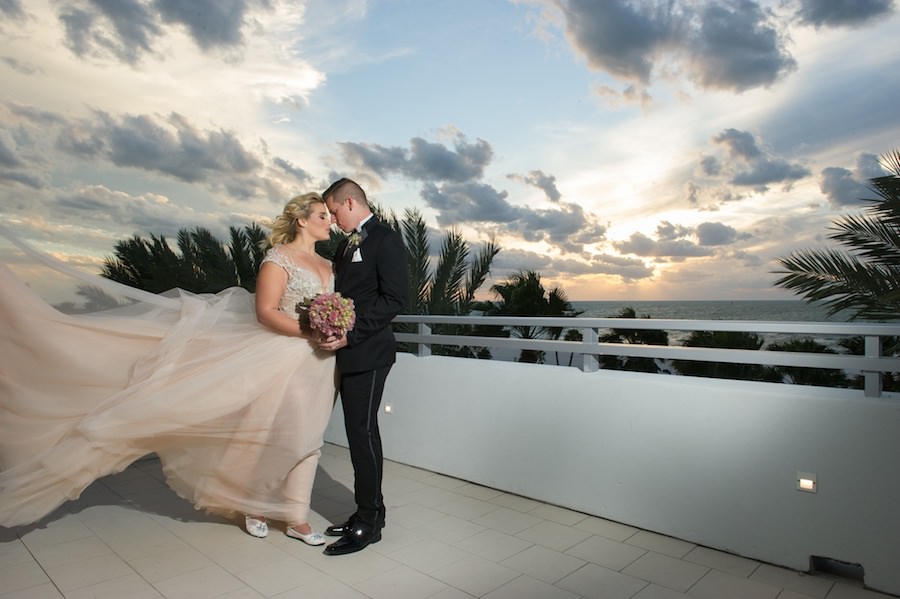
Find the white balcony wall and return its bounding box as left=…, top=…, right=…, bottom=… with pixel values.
left=324, top=352, right=900, bottom=596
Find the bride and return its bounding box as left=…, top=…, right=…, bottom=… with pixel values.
left=0, top=192, right=338, bottom=545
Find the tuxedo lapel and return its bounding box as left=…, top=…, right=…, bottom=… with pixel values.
left=335, top=219, right=376, bottom=290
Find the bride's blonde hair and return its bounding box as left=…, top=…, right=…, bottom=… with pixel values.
left=264, top=192, right=325, bottom=247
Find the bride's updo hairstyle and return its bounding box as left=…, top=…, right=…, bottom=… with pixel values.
left=265, top=192, right=325, bottom=247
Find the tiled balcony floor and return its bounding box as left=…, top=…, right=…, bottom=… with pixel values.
left=1, top=443, right=893, bottom=599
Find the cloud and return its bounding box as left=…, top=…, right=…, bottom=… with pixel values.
left=338, top=135, right=493, bottom=183
left=273, top=157, right=311, bottom=184
left=1, top=101, right=312, bottom=205
left=730, top=158, right=810, bottom=188
left=51, top=184, right=234, bottom=239
left=794, top=0, right=895, bottom=28
left=656, top=221, right=693, bottom=240
left=155, top=0, right=252, bottom=50
left=558, top=0, right=673, bottom=84
left=586, top=253, right=656, bottom=281
left=686, top=1, right=797, bottom=92
left=713, top=128, right=763, bottom=160
left=819, top=152, right=889, bottom=207
left=57, top=111, right=261, bottom=186
left=1, top=56, right=41, bottom=75
left=420, top=181, right=516, bottom=225
left=419, top=181, right=606, bottom=254
left=708, top=128, right=810, bottom=191
left=696, top=221, right=743, bottom=245
left=615, top=231, right=713, bottom=259
left=493, top=248, right=654, bottom=282
left=0, top=130, right=23, bottom=168
left=546, top=0, right=796, bottom=94
left=508, top=169, right=562, bottom=202
left=0, top=0, right=26, bottom=20
left=59, top=1, right=161, bottom=65
left=614, top=219, right=749, bottom=260
left=55, top=0, right=266, bottom=65
left=699, top=156, right=721, bottom=176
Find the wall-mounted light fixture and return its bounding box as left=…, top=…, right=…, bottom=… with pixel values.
left=797, top=472, right=817, bottom=493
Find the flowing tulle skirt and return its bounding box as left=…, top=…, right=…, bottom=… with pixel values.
left=0, top=228, right=336, bottom=527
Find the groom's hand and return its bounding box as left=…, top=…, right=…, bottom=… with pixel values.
left=318, top=334, right=348, bottom=351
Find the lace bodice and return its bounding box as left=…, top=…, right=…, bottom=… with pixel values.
left=262, top=247, right=333, bottom=314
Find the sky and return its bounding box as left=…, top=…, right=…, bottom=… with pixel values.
left=1, top=0, right=898, bottom=302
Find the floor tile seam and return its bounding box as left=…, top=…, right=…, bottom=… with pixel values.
left=514, top=536, right=586, bottom=554
left=499, top=549, right=588, bottom=586
left=485, top=496, right=544, bottom=514
left=382, top=544, right=472, bottom=578
left=123, top=552, right=213, bottom=589
left=401, top=489, right=468, bottom=509
left=681, top=553, right=762, bottom=579
left=623, top=540, right=695, bottom=560
left=203, top=540, right=299, bottom=577
left=347, top=565, right=461, bottom=598
left=48, top=563, right=147, bottom=595
left=407, top=518, right=486, bottom=544
left=469, top=515, right=545, bottom=537
left=428, top=563, right=521, bottom=597
left=748, top=568, right=838, bottom=598
left=308, top=551, right=407, bottom=585
left=621, top=551, right=713, bottom=594
left=682, top=565, right=785, bottom=598
left=558, top=561, right=651, bottom=596
left=429, top=501, right=503, bottom=521
left=560, top=536, right=650, bottom=573
left=29, top=532, right=122, bottom=573
left=0, top=540, right=66, bottom=597
left=512, top=522, right=592, bottom=553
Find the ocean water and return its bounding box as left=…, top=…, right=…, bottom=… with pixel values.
left=571, top=300, right=869, bottom=349
left=572, top=300, right=848, bottom=322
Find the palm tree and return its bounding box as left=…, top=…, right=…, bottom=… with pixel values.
left=397, top=208, right=499, bottom=358
left=766, top=338, right=852, bottom=387
left=477, top=270, right=582, bottom=363
left=838, top=335, right=899, bottom=392
left=101, top=224, right=268, bottom=294
left=673, top=330, right=780, bottom=382
left=773, top=149, right=900, bottom=320
left=598, top=307, right=669, bottom=373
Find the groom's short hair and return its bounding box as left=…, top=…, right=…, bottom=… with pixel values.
left=324, top=178, right=368, bottom=207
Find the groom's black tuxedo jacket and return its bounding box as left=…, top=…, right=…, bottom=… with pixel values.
left=333, top=216, right=407, bottom=374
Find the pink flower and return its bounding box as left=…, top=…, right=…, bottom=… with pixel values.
left=299, top=292, right=356, bottom=337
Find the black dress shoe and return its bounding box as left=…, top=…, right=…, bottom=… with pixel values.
left=324, top=515, right=357, bottom=537
left=323, top=526, right=382, bottom=556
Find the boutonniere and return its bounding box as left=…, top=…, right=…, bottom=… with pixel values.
left=348, top=232, right=362, bottom=246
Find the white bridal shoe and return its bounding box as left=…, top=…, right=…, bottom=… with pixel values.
left=245, top=515, right=268, bottom=538
left=286, top=527, right=326, bottom=546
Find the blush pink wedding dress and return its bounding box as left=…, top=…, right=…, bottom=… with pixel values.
left=0, top=225, right=336, bottom=528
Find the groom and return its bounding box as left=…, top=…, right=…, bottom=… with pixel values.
left=319, top=178, right=407, bottom=555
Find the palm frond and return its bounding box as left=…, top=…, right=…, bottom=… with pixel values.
left=401, top=209, right=431, bottom=314
left=429, top=229, right=468, bottom=314
left=459, top=238, right=499, bottom=314
left=773, top=149, right=900, bottom=321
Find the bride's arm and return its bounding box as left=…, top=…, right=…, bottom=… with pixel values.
left=255, top=261, right=307, bottom=337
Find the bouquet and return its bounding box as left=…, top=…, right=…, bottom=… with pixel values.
left=296, top=292, right=356, bottom=337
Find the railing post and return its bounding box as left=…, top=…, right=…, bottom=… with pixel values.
left=417, top=322, right=432, bottom=358
left=581, top=327, right=598, bottom=373
left=863, top=335, right=882, bottom=398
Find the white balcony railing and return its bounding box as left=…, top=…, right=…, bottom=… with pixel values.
left=394, top=315, right=900, bottom=398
